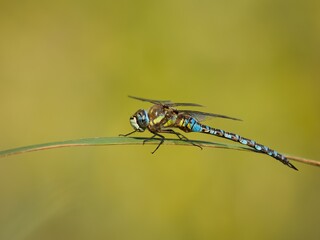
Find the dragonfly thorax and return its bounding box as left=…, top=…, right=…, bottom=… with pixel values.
left=130, top=109, right=149, bottom=132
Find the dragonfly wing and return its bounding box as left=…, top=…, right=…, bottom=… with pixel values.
left=128, top=96, right=203, bottom=107
left=128, top=95, right=170, bottom=104
left=169, top=102, right=203, bottom=107
left=181, top=110, right=242, bottom=121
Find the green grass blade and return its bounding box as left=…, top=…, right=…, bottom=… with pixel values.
left=0, top=137, right=252, bottom=157
left=0, top=137, right=318, bottom=168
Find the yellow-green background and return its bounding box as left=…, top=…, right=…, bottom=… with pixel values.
left=0, top=1, right=319, bottom=239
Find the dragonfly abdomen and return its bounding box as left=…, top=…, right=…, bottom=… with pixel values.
left=177, top=116, right=203, bottom=133
left=182, top=119, right=297, bottom=170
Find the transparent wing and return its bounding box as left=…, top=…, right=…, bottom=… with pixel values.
left=128, top=95, right=203, bottom=107
left=180, top=110, right=242, bottom=122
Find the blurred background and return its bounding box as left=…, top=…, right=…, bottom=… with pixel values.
left=0, top=0, right=319, bottom=239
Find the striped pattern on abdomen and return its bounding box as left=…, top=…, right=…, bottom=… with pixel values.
left=180, top=117, right=297, bottom=170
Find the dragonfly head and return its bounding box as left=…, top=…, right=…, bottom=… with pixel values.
left=130, top=109, right=149, bottom=132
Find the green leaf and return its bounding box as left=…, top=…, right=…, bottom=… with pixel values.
left=0, top=137, right=252, bottom=157
left=0, top=137, right=319, bottom=168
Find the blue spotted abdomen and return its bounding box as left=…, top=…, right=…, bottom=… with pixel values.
left=178, top=116, right=203, bottom=133
left=178, top=117, right=297, bottom=170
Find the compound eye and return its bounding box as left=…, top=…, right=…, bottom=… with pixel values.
left=138, top=112, right=148, bottom=124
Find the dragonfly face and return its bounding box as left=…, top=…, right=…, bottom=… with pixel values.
left=130, top=109, right=149, bottom=132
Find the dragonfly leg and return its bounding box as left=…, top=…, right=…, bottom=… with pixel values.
left=119, top=130, right=137, bottom=137
left=160, top=129, right=203, bottom=150
left=120, top=130, right=164, bottom=154
left=143, top=132, right=165, bottom=154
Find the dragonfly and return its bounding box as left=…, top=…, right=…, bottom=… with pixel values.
left=121, top=96, right=297, bottom=170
